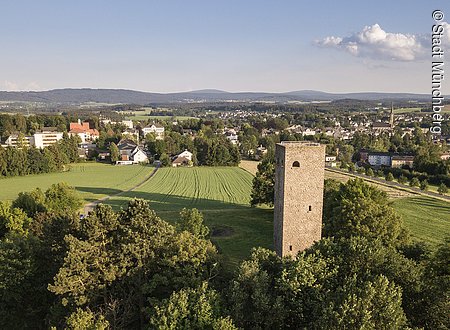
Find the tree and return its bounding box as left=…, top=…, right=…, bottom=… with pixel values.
left=420, top=180, right=428, bottom=191
left=386, top=172, right=394, bottom=181
left=365, top=168, right=374, bottom=176
left=44, top=183, right=83, bottom=215
left=409, top=177, right=420, bottom=187
left=398, top=175, right=408, bottom=184
left=49, top=200, right=219, bottom=328
left=159, top=153, right=171, bottom=167
left=228, top=248, right=292, bottom=329
left=64, top=308, right=109, bottom=330
left=110, top=142, right=119, bottom=163
left=250, top=155, right=275, bottom=206
left=177, top=208, right=209, bottom=238
left=0, top=236, right=42, bottom=328
left=337, top=144, right=354, bottom=164
left=228, top=237, right=415, bottom=329
left=0, top=202, right=31, bottom=238
left=323, top=179, right=408, bottom=247
left=150, top=283, right=236, bottom=330
left=438, top=183, right=448, bottom=195
left=419, top=238, right=450, bottom=329
left=348, top=163, right=356, bottom=173
left=316, top=275, right=406, bottom=329
left=12, top=189, right=47, bottom=218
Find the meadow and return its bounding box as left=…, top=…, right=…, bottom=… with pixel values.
left=392, top=196, right=450, bottom=245
left=0, top=162, right=153, bottom=203
left=393, top=107, right=422, bottom=114
left=122, top=107, right=197, bottom=121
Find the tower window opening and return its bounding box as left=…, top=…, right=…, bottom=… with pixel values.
left=309, top=205, right=312, bottom=212
left=289, top=245, right=293, bottom=251
left=292, top=161, right=300, bottom=167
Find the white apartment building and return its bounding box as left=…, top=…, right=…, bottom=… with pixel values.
left=3, top=134, right=33, bottom=148
left=33, top=131, right=64, bottom=149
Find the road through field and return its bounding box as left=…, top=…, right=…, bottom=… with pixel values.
left=326, top=167, right=450, bottom=202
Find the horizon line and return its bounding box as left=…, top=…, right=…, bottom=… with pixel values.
left=0, top=87, right=431, bottom=95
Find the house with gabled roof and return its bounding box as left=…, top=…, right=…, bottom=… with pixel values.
left=142, top=123, right=165, bottom=140
left=115, top=139, right=148, bottom=165
left=171, top=150, right=193, bottom=167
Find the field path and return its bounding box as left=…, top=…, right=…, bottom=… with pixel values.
left=83, top=165, right=160, bottom=214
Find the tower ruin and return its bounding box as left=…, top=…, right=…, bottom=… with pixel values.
left=273, top=141, right=326, bottom=257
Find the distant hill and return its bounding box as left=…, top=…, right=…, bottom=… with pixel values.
left=0, top=88, right=432, bottom=105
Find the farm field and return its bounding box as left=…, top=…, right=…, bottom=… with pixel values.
left=122, top=107, right=197, bottom=121
left=393, top=107, right=422, bottom=114
left=105, top=167, right=273, bottom=266
left=0, top=162, right=153, bottom=203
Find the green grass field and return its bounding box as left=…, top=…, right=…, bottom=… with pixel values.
left=0, top=162, right=153, bottom=203
left=393, top=107, right=422, bottom=114
left=122, top=107, right=197, bottom=121
left=392, top=196, right=449, bottom=245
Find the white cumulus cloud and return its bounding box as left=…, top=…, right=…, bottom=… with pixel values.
left=315, top=23, right=450, bottom=61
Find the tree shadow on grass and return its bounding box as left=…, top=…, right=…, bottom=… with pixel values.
left=105, top=190, right=254, bottom=212
left=398, top=197, right=450, bottom=213
left=76, top=186, right=124, bottom=197
left=77, top=187, right=275, bottom=265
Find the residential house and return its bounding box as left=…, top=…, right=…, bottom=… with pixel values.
left=101, top=119, right=134, bottom=129
left=371, top=122, right=392, bottom=135
left=325, top=155, right=337, bottom=167
left=122, top=128, right=140, bottom=143
left=116, top=139, right=148, bottom=165
left=172, top=150, right=193, bottom=167
left=367, top=151, right=414, bottom=168
left=224, top=129, right=239, bottom=145
left=367, top=152, right=392, bottom=167
left=142, top=123, right=165, bottom=140
left=391, top=155, right=414, bottom=168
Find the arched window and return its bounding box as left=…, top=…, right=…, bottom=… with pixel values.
left=292, top=161, right=300, bottom=167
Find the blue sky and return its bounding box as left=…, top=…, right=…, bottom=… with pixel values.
left=1, top=0, right=449, bottom=93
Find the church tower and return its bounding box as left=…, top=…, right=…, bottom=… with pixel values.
left=273, top=141, right=326, bottom=257
left=390, top=103, right=394, bottom=129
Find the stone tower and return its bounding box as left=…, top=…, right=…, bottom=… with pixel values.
left=274, top=141, right=326, bottom=257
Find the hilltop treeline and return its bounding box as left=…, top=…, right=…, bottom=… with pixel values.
left=0, top=179, right=448, bottom=329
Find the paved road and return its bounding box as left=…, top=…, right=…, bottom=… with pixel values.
left=326, top=167, right=450, bottom=202
left=83, top=165, right=160, bottom=214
